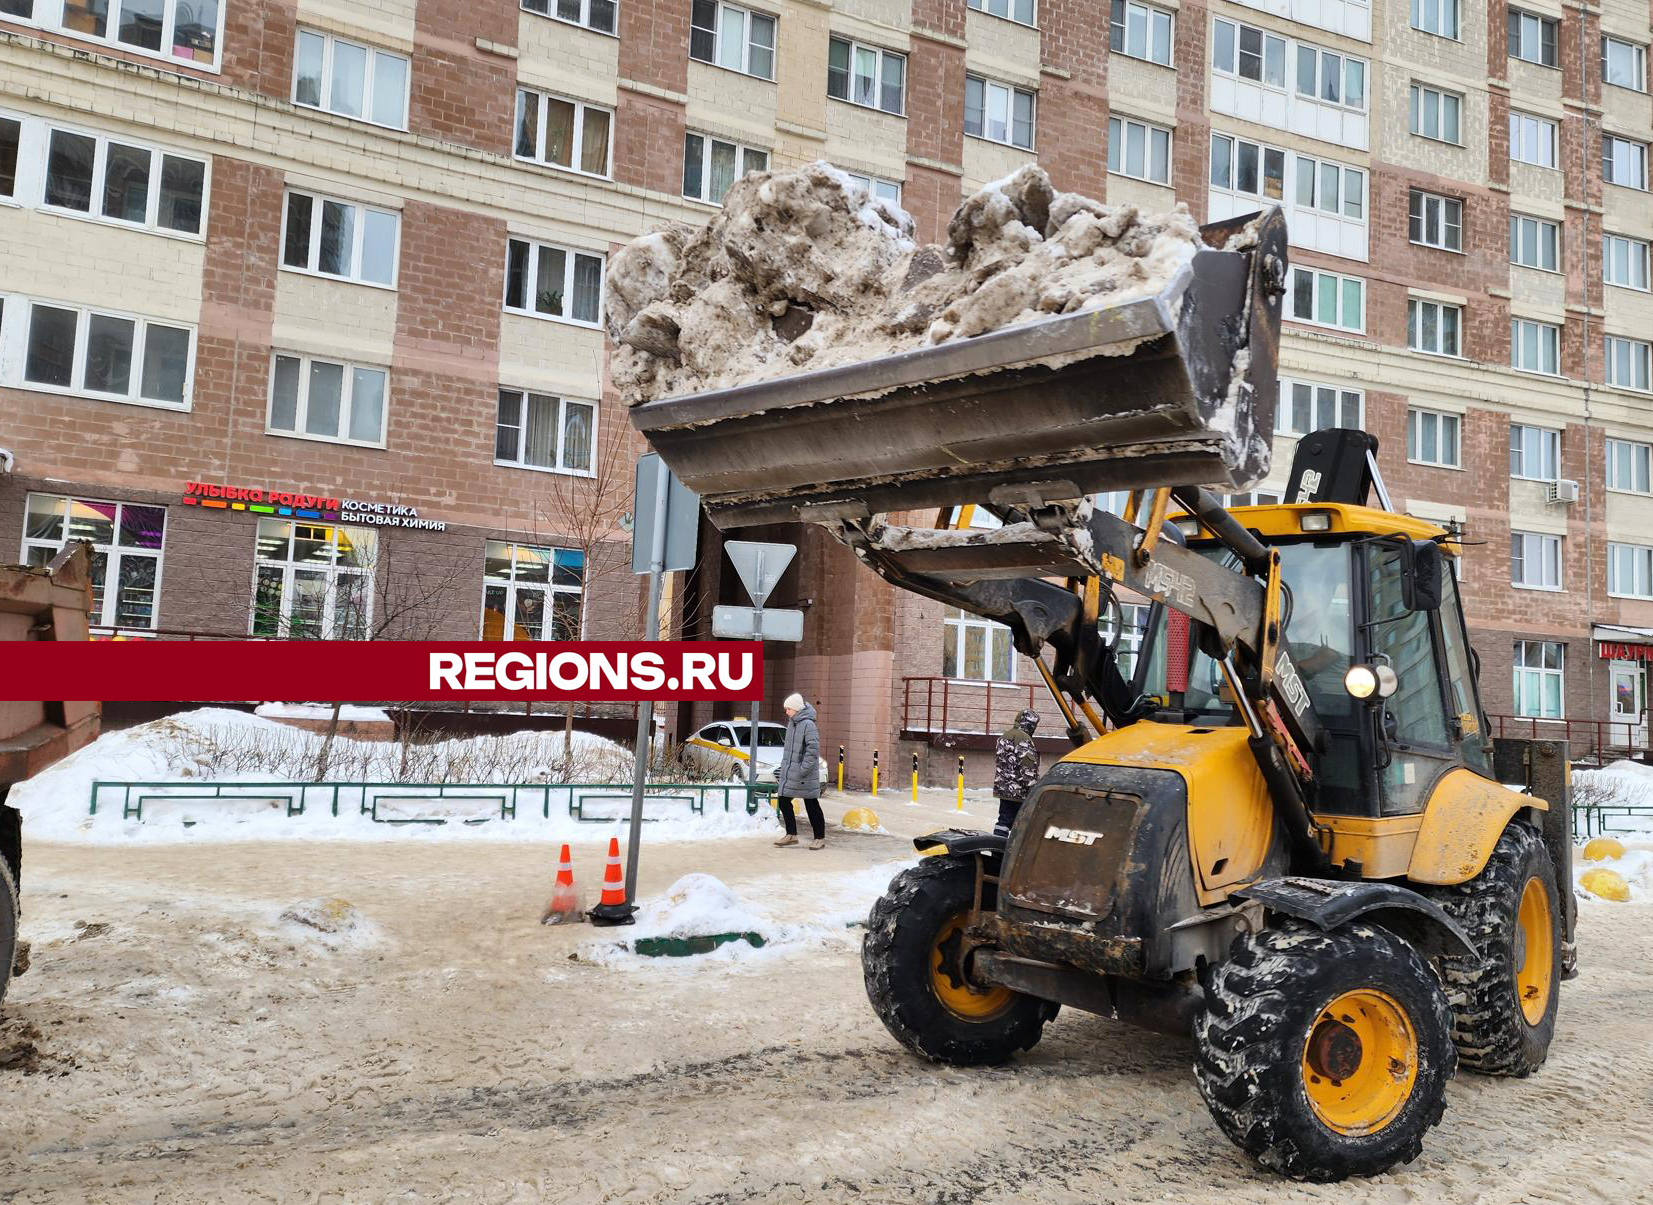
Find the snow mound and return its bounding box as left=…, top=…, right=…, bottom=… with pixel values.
left=628, top=873, right=768, bottom=939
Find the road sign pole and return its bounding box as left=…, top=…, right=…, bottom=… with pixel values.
left=620, top=462, right=670, bottom=918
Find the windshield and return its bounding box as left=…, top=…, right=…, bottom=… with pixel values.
left=727, top=724, right=785, bottom=748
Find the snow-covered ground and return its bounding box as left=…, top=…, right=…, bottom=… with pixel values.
left=1569, top=760, right=1653, bottom=899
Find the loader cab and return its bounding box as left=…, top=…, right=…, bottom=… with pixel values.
left=1137, top=503, right=1489, bottom=819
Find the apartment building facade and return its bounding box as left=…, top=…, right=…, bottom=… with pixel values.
left=0, top=0, right=1650, bottom=778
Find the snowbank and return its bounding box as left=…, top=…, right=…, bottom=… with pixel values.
left=254, top=703, right=392, bottom=722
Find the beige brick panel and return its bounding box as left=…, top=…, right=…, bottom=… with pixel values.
left=961, top=137, right=1035, bottom=191
left=823, top=102, right=908, bottom=179
left=516, top=16, right=621, bottom=104
left=1110, top=56, right=1179, bottom=125
left=0, top=208, right=205, bottom=323
left=271, top=272, right=400, bottom=364
left=497, top=315, right=605, bottom=398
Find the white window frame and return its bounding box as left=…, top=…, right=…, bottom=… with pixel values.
left=1410, top=0, right=1459, bottom=38
left=1276, top=377, right=1362, bottom=436
left=520, top=0, right=617, bottom=36
left=1511, top=531, right=1563, bottom=591
left=1604, top=133, right=1649, bottom=190
left=480, top=541, right=586, bottom=642
left=1510, top=423, right=1561, bottom=481
left=964, top=74, right=1036, bottom=150
left=1606, top=437, right=1653, bottom=493
left=1210, top=132, right=1286, bottom=203
left=30, top=115, right=210, bottom=240
left=1286, top=266, right=1364, bottom=333
left=1606, top=336, right=1653, bottom=393
left=1510, top=112, right=1559, bottom=168
left=503, top=237, right=604, bottom=328
left=513, top=88, right=614, bottom=179
left=21, top=492, right=167, bottom=631
left=1408, top=189, right=1462, bottom=252
left=251, top=519, right=376, bottom=640
left=265, top=352, right=389, bottom=448
left=1509, top=213, right=1560, bottom=271
left=826, top=36, right=905, bottom=115
left=843, top=171, right=902, bottom=205
left=2, top=0, right=226, bottom=72
left=1511, top=317, right=1562, bottom=376
left=689, top=0, right=775, bottom=80
left=1513, top=639, right=1565, bottom=717
left=292, top=30, right=411, bottom=131
left=1407, top=297, right=1462, bottom=357
left=8, top=293, right=196, bottom=410
left=279, top=190, right=400, bottom=289
left=1507, top=9, right=1558, bottom=67
left=1108, top=115, right=1171, bottom=184
left=1409, top=82, right=1462, bottom=144
left=1292, top=153, right=1365, bottom=221
left=1292, top=40, right=1367, bottom=111
left=966, top=0, right=1036, bottom=28
left=1211, top=19, right=1287, bottom=89
left=1603, top=35, right=1648, bottom=92
left=1609, top=543, right=1653, bottom=599
left=1407, top=407, right=1462, bottom=468
left=494, top=387, right=598, bottom=477
left=681, top=132, right=769, bottom=205
left=1603, top=233, right=1651, bottom=291
left=943, top=607, right=1017, bottom=683
left=1112, top=0, right=1173, bottom=66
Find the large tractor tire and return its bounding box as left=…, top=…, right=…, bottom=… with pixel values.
left=1427, top=823, right=1560, bottom=1076
left=0, top=857, right=16, bottom=1009
left=863, top=857, right=1054, bottom=1066
left=1194, top=920, right=1455, bottom=1182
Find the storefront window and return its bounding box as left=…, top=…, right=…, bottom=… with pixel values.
left=480, top=540, right=584, bottom=640
left=251, top=518, right=375, bottom=638
left=22, top=492, right=166, bottom=629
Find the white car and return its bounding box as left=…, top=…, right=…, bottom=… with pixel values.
left=683, top=720, right=830, bottom=789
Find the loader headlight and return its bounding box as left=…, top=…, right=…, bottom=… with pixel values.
left=1344, top=665, right=1378, bottom=699
left=1299, top=511, right=1333, bottom=533
left=1374, top=663, right=1399, bottom=698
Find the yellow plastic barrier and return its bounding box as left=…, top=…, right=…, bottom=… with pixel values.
left=1582, top=836, right=1626, bottom=863
left=841, top=806, right=879, bottom=832
left=1581, top=867, right=1631, bottom=902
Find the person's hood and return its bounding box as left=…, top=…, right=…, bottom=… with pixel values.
left=789, top=702, right=816, bottom=724
left=1015, top=709, right=1040, bottom=735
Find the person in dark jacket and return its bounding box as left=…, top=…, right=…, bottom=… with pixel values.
left=773, top=693, right=826, bottom=849
left=994, top=709, right=1041, bottom=836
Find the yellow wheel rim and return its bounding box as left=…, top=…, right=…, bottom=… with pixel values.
left=1301, top=989, right=1419, bottom=1136
left=930, top=913, right=1013, bottom=1021
left=1515, top=875, right=1555, bottom=1026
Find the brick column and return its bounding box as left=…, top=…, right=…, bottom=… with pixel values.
left=614, top=0, right=690, bottom=196
left=1036, top=0, right=1108, bottom=197
left=1171, top=0, right=1209, bottom=221
left=410, top=0, right=517, bottom=153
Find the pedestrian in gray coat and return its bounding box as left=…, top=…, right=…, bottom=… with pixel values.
left=773, top=692, right=825, bottom=849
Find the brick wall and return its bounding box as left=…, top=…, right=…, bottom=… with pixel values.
left=410, top=0, right=517, bottom=153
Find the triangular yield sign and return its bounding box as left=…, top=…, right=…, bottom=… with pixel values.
left=725, top=541, right=796, bottom=608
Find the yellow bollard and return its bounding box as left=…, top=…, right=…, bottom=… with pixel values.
left=871, top=749, right=879, bottom=797
left=1583, top=836, right=1626, bottom=862
left=956, top=755, right=965, bottom=811
left=837, top=744, right=845, bottom=794
left=1581, top=867, right=1631, bottom=902
left=912, top=752, right=919, bottom=803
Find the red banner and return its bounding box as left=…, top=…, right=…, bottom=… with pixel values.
left=1, top=642, right=763, bottom=702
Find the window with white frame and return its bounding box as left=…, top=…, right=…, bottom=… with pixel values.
left=1111, top=0, right=1172, bottom=65
left=481, top=541, right=584, bottom=641
left=15, top=296, right=193, bottom=407
left=0, top=115, right=16, bottom=201
left=22, top=493, right=166, bottom=630
left=1277, top=378, right=1361, bottom=435
left=36, top=120, right=207, bottom=236
left=1513, top=639, right=1564, bottom=717
left=1510, top=112, right=1559, bottom=167
left=1604, top=234, right=1651, bottom=290
left=827, top=36, right=904, bottom=114
left=1287, top=266, right=1363, bottom=332
left=1409, top=83, right=1462, bottom=143
left=1606, top=336, right=1653, bottom=392
left=293, top=31, right=409, bottom=128
left=1607, top=438, right=1653, bottom=492
left=682, top=132, right=768, bottom=204
left=504, top=238, right=602, bottom=326
left=967, top=0, right=1035, bottom=27
left=514, top=89, right=613, bottom=177
left=1511, top=318, right=1561, bottom=375
left=1603, top=35, right=1648, bottom=92
left=964, top=75, right=1035, bottom=149
left=521, top=0, right=616, bottom=35
left=494, top=388, right=595, bottom=475
left=944, top=606, right=1015, bottom=682
left=1411, top=0, right=1458, bottom=38
left=252, top=519, right=375, bottom=639
left=844, top=171, right=902, bottom=205
left=1510, top=424, right=1560, bottom=480
left=280, top=191, right=399, bottom=287
left=1511, top=531, right=1562, bottom=589
left=1211, top=19, right=1286, bottom=87
left=689, top=0, right=774, bottom=79
left=3, top=0, right=223, bottom=69
left=1407, top=407, right=1461, bottom=467
left=1108, top=116, right=1171, bottom=184
left=1409, top=189, right=1461, bottom=251
left=1294, top=155, right=1365, bottom=220
left=1510, top=213, right=1560, bottom=270
left=1609, top=543, right=1653, bottom=598
left=1408, top=298, right=1462, bottom=357
left=1225, top=490, right=1283, bottom=506
left=1210, top=132, right=1285, bottom=201
left=1507, top=10, right=1557, bottom=66
left=267, top=353, right=387, bottom=447
left=1603, top=134, right=1647, bottom=187
left=1294, top=42, right=1367, bottom=109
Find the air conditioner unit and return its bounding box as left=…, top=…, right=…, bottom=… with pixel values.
left=1547, top=478, right=1580, bottom=505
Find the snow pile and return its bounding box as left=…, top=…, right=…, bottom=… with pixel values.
left=254, top=703, right=391, bottom=722
left=1573, top=761, right=1653, bottom=834
left=628, top=873, right=768, bottom=939
left=608, top=162, right=1202, bottom=404
left=277, top=897, right=382, bottom=950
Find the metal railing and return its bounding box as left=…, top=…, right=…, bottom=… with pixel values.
left=900, top=676, right=1049, bottom=740
left=1486, top=715, right=1652, bottom=766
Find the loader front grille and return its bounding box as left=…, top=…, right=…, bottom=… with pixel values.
left=1000, top=787, right=1143, bottom=924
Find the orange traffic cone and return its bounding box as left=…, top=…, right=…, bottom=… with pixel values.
left=587, top=836, right=636, bottom=926
left=541, top=843, right=584, bottom=925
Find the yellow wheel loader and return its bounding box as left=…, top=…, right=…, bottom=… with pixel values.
left=629, top=208, right=1575, bottom=1181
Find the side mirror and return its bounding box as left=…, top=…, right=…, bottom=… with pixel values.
left=1400, top=539, right=1443, bottom=612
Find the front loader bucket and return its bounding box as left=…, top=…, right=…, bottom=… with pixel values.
left=630, top=209, right=1287, bottom=529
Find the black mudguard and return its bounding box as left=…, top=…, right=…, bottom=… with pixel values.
left=913, top=829, right=1006, bottom=857
left=1234, top=876, right=1477, bottom=959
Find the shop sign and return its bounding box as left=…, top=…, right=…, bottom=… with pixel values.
left=180, top=481, right=446, bottom=531
left=1598, top=641, right=1653, bottom=661
left=340, top=499, right=448, bottom=531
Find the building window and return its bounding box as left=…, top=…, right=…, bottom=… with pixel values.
left=1513, top=640, right=1564, bottom=717
left=6, top=0, right=223, bottom=69
left=1287, top=267, right=1363, bottom=332
left=1607, top=438, right=1653, bottom=492
left=1602, top=134, right=1647, bottom=188
left=481, top=541, right=584, bottom=641
left=1407, top=408, right=1461, bottom=467
left=1277, top=378, right=1361, bottom=436
left=1408, top=189, right=1461, bottom=251
left=1510, top=423, right=1560, bottom=480
left=1511, top=531, right=1562, bottom=590
left=521, top=0, right=616, bottom=35
left=1603, top=234, right=1651, bottom=290
left=1606, top=336, right=1653, bottom=392
left=1209, top=133, right=1285, bottom=200
left=38, top=122, right=207, bottom=236
left=1409, top=83, right=1462, bottom=143
left=1407, top=298, right=1461, bottom=357
left=494, top=388, right=596, bottom=475
left=844, top=171, right=901, bottom=205
left=504, top=238, right=602, bottom=326
left=514, top=89, right=613, bottom=178
left=1511, top=318, right=1561, bottom=375
left=1108, top=116, right=1171, bottom=184
left=267, top=353, right=387, bottom=447
left=0, top=115, right=16, bottom=201
left=252, top=519, right=375, bottom=639
left=17, top=297, right=193, bottom=408
left=1510, top=213, right=1560, bottom=270
left=1603, top=36, right=1648, bottom=92
left=1211, top=19, right=1287, bottom=87
left=1111, top=0, right=1172, bottom=65
left=944, top=606, right=1015, bottom=682
left=967, top=0, right=1035, bottom=27
left=689, top=0, right=775, bottom=80
left=1294, top=43, right=1367, bottom=109
left=1507, top=10, right=1557, bottom=66
left=682, top=132, right=768, bottom=204
left=827, top=36, right=905, bottom=114
left=1510, top=113, right=1559, bottom=167
left=21, top=493, right=165, bottom=630
left=1294, top=155, right=1365, bottom=219
left=964, top=75, right=1035, bottom=149
left=1609, top=543, right=1653, bottom=598
left=1411, top=0, right=1458, bottom=38
left=280, top=191, right=399, bottom=287
left=293, top=31, right=409, bottom=128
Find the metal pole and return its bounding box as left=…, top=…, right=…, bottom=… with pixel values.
left=622, top=463, right=671, bottom=906
left=745, top=559, right=765, bottom=807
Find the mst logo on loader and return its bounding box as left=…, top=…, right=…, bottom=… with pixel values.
left=1044, top=825, right=1105, bottom=846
